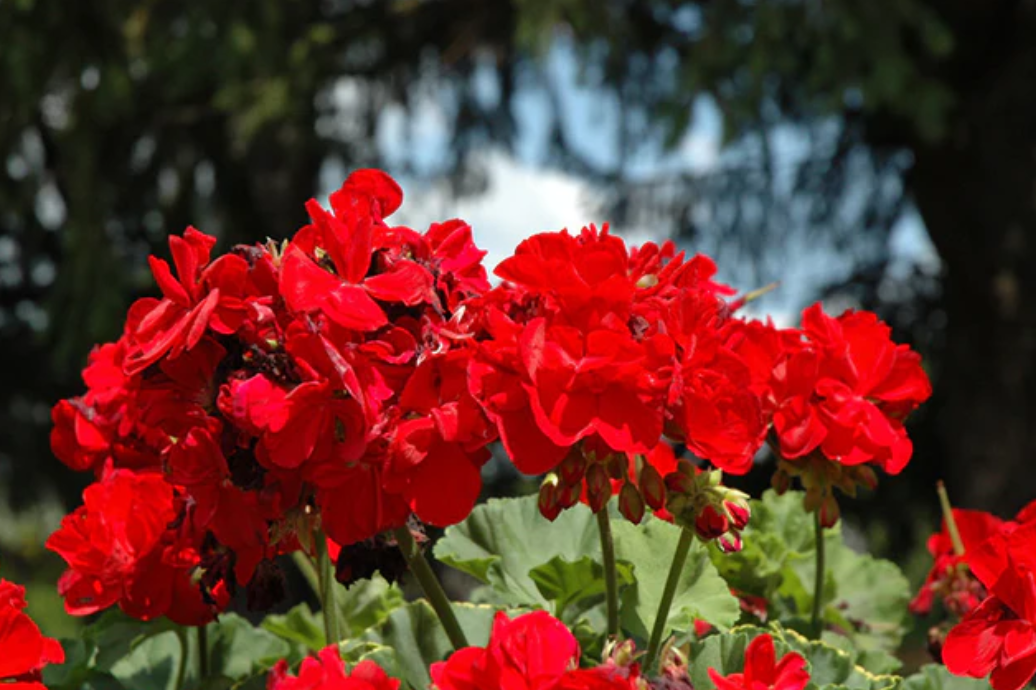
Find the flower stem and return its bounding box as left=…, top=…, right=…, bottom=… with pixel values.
left=315, top=530, right=342, bottom=645
left=596, top=508, right=620, bottom=639
left=644, top=526, right=694, bottom=673
left=811, top=509, right=826, bottom=639
left=196, top=625, right=209, bottom=681
left=175, top=627, right=189, bottom=690
left=394, top=526, right=469, bottom=650
left=937, top=480, right=966, bottom=556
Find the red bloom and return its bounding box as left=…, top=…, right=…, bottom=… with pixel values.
left=432, top=611, right=641, bottom=690
left=0, top=575, right=64, bottom=690
left=707, top=634, right=810, bottom=690
left=46, top=468, right=222, bottom=625
left=268, top=645, right=398, bottom=690
left=943, top=521, right=1036, bottom=690
left=769, top=305, right=931, bottom=474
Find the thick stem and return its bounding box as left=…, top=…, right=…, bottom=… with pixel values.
left=811, top=509, right=826, bottom=639
left=596, top=508, right=620, bottom=639
left=644, top=527, right=694, bottom=673
left=292, top=550, right=321, bottom=597
left=394, top=526, right=469, bottom=650
left=315, top=531, right=342, bottom=645
left=937, top=480, right=966, bottom=556
left=196, top=625, right=209, bottom=681
left=175, top=627, right=189, bottom=690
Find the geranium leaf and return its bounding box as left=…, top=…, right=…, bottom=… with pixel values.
left=901, top=664, right=991, bottom=690
left=529, top=555, right=634, bottom=623
left=262, top=603, right=325, bottom=652
left=337, top=574, right=406, bottom=637
left=612, top=517, right=740, bottom=642
left=434, top=495, right=601, bottom=607
left=207, top=613, right=294, bottom=680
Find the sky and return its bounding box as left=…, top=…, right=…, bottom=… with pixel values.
left=319, top=36, right=940, bottom=324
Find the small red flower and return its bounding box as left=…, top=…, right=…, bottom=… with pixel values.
left=267, top=645, right=398, bottom=690
left=707, top=634, right=810, bottom=690
left=0, top=575, right=64, bottom=690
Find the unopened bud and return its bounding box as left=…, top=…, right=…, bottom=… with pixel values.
left=724, top=498, right=751, bottom=531
left=803, top=486, right=823, bottom=513
left=717, top=532, right=743, bottom=553
left=605, top=638, right=638, bottom=667
left=819, top=494, right=840, bottom=528
left=618, top=482, right=645, bottom=524
left=538, top=474, right=562, bottom=521
left=559, top=480, right=582, bottom=510
left=605, top=453, right=628, bottom=480
left=558, top=449, right=587, bottom=486
left=639, top=463, right=666, bottom=511
left=771, top=469, right=792, bottom=494
left=665, top=470, right=693, bottom=495
left=854, top=466, right=879, bottom=492
left=586, top=464, right=611, bottom=513
left=695, top=504, right=729, bottom=541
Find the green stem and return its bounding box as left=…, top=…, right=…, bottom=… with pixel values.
left=937, top=480, right=966, bottom=556
left=394, top=526, right=469, bottom=650
left=292, top=550, right=321, bottom=597
left=811, top=509, right=826, bottom=639
left=315, top=530, right=342, bottom=645
left=644, top=527, right=694, bottom=673
left=596, top=508, right=620, bottom=639
left=175, top=627, right=189, bottom=690
left=196, top=625, right=209, bottom=681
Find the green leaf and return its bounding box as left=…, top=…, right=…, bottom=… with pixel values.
left=262, top=603, right=325, bottom=652
left=338, top=574, right=406, bottom=637
left=434, top=496, right=601, bottom=607
left=207, top=614, right=294, bottom=680
left=901, top=664, right=990, bottom=690
left=711, top=491, right=911, bottom=651
left=107, top=631, right=182, bottom=690
left=529, top=555, right=634, bottom=623
left=355, top=601, right=500, bottom=690
left=612, top=518, right=740, bottom=642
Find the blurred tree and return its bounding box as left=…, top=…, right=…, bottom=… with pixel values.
left=1, top=0, right=1032, bottom=530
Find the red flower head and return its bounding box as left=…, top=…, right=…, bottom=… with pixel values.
left=0, top=574, right=64, bottom=690
left=432, top=611, right=638, bottom=690
left=770, top=304, right=931, bottom=474
left=707, top=634, right=810, bottom=690
left=46, top=468, right=224, bottom=625
left=943, top=518, right=1036, bottom=690
left=268, top=645, right=398, bottom=690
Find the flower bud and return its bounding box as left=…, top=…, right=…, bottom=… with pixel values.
left=639, top=463, right=666, bottom=510
left=819, top=493, right=840, bottom=528
left=853, top=465, right=879, bottom=492
left=618, top=482, right=645, bottom=524
left=771, top=468, right=792, bottom=494
left=723, top=497, right=751, bottom=531
left=585, top=463, right=611, bottom=514
left=559, top=480, right=582, bottom=510
left=717, top=532, right=743, bottom=553
left=558, top=449, right=587, bottom=486
left=538, top=474, right=562, bottom=521
left=695, top=504, right=729, bottom=541
left=605, top=453, right=628, bottom=480
left=665, top=470, right=693, bottom=495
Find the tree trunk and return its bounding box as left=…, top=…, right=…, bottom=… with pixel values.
left=907, top=5, right=1036, bottom=513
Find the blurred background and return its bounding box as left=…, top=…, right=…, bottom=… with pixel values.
left=2, top=0, right=1034, bottom=638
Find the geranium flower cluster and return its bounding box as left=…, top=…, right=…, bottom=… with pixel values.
left=47, top=168, right=932, bottom=625
left=0, top=571, right=64, bottom=689
left=913, top=501, right=1036, bottom=690
left=47, top=170, right=495, bottom=621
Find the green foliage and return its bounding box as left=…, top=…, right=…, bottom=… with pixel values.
left=711, top=490, right=911, bottom=652
left=612, top=517, right=740, bottom=642
left=529, top=555, right=634, bottom=624
left=901, top=665, right=990, bottom=690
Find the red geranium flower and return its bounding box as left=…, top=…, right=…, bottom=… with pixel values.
left=943, top=521, right=1036, bottom=690
left=268, top=645, right=399, bottom=690
left=707, top=634, right=810, bottom=690
left=0, top=575, right=64, bottom=690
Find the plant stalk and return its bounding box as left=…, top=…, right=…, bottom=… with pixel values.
left=175, top=627, right=189, bottom=690
left=197, top=625, right=209, bottom=681
left=937, top=480, right=966, bottom=556
left=811, top=508, right=826, bottom=639
left=394, top=526, right=469, bottom=650
left=644, top=526, right=694, bottom=672
left=596, top=507, right=620, bottom=639
left=315, top=530, right=342, bottom=645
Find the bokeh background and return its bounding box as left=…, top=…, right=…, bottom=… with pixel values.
left=2, top=0, right=1034, bottom=642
